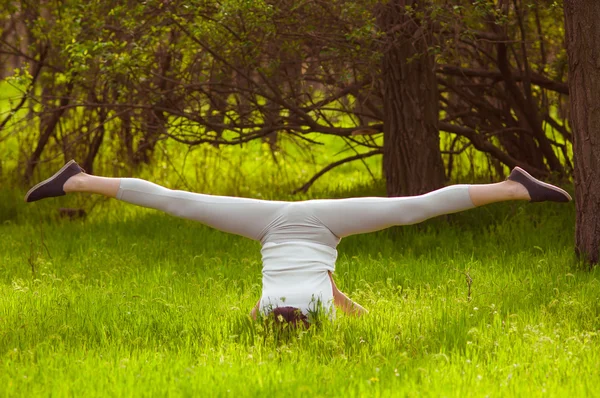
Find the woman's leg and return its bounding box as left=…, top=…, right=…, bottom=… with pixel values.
left=467, top=180, right=529, bottom=206
left=63, top=173, right=286, bottom=241
left=305, top=177, right=565, bottom=238
left=64, top=173, right=120, bottom=197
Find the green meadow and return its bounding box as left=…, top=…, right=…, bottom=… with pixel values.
left=1, top=82, right=599, bottom=397
left=1, top=178, right=599, bottom=397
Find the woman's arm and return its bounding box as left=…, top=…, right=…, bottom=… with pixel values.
left=250, top=299, right=261, bottom=319
left=329, top=272, right=368, bottom=316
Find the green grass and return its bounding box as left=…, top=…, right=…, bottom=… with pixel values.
left=1, top=187, right=599, bottom=397
left=0, top=78, right=592, bottom=397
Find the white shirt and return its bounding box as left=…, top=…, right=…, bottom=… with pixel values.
left=259, top=240, right=337, bottom=315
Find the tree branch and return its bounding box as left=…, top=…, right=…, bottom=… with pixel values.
left=292, top=149, right=382, bottom=194
left=437, top=65, right=569, bottom=95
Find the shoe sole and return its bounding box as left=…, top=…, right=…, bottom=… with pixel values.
left=24, top=159, right=77, bottom=202
left=513, top=166, right=573, bottom=202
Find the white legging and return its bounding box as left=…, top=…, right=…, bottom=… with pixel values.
left=116, top=178, right=475, bottom=247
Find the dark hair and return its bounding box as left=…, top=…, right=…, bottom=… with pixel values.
left=270, top=306, right=309, bottom=328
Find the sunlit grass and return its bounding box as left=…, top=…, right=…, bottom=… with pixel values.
left=1, top=187, right=599, bottom=396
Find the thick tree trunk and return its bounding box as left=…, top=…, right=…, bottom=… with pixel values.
left=377, top=0, right=445, bottom=197
left=564, top=1, right=600, bottom=265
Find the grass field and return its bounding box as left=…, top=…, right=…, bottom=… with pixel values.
left=1, top=183, right=599, bottom=397
left=1, top=78, right=597, bottom=397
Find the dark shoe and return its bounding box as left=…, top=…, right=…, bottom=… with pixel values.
left=25, top=160, right=85, bottom=202
left=508, top=167, right=572, bottom=203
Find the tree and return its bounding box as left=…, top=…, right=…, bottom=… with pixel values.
left=377, top=0, right=445, bottom=196
left=564, top=0, right=600, bottom=265
left=436, top=1, right=571, bottom=179
left=0, top=0, right=576, bottom=192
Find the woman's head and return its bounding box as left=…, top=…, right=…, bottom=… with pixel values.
left=270, top=306, right=310, bottom=328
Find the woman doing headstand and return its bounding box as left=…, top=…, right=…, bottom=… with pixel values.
left=25, top=160, right=571, bottom=322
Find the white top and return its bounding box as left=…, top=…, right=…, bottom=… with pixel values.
left=259, top=241, right=338, bottom=315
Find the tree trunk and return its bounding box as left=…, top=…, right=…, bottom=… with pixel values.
left=564, top=0, right=600, bottom=265
left=82, top=106, right=107, bottom=174
left=134, top=33, right=177, bottom=165
left=377, top=0, right=445, bottom=197
left=24, top=81, right=74, bottom=184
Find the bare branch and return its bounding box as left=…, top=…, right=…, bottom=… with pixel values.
left=292, top=149, right=382, bottom=194
left=437, top=65, right=569, bottom=95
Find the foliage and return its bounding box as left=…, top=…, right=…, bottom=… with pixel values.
left=0, top=0, right=574, bottom=190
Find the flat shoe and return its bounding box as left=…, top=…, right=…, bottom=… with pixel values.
left=508, top=167, right=572, bottom=203
left=24, top=160, right=85, bottom=202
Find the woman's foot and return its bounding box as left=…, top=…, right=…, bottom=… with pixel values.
left=24, top=160, right=85, bottom=202
left=508, top=167, right=572, bottom=203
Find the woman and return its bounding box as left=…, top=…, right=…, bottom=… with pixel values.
left=25, top=160, right=571, bottom=322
